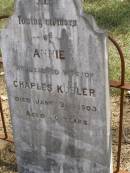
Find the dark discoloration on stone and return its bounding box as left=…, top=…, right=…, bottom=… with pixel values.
left=0, top=0, right=112, bottom=173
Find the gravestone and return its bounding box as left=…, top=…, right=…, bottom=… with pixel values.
left=0, top=0, right=112, bottom=172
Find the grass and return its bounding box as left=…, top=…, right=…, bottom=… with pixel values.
left=0, top=0, right=130, bottom=93
left=0, top=0, right=14, bottom=16
left=84, top=0, right=130, bottom=33
left=0, top=0, right=14, bottom=28
left=84, top=0, right=130, bottom=84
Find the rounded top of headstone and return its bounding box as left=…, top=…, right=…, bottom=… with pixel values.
left=15, top=0, right=83, bottom=13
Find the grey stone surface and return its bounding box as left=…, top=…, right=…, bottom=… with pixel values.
left=0, top=0, right=112, bottom=172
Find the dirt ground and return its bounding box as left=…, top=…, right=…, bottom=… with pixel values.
left=0, top=61, right=130, bottom=173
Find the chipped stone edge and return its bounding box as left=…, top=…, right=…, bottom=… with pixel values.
left=82, top=13, right=107, bottom=35
left=74, top=0, right=105, bottom=36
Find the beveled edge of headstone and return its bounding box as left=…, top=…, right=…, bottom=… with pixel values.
left=74, top=0, right=107, bottom=36
left=83, top=14, right=107, bottom=35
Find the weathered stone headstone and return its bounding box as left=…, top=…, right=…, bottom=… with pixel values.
left=0, top=0, right=112, bottom=172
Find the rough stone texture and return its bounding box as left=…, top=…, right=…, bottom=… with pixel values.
left=0, top=0, right=112, bottom=172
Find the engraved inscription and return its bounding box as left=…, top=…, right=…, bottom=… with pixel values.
left=33, top=49, right=65, bottom=59
left=16, top=66, right=60, bottom=75
left=1, top=0, right=112, bottom=172
left=13, top=81, right=96, bottom=97
left=26, top=110, right=88, bottom=126
left=18, top=16, right=77, bottom=27
left=36, top=0, right=52, bottom=5
left=14, top=96, right=97, bottom=112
